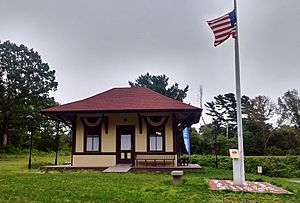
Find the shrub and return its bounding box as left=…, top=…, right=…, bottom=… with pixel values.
left=266, top=146, right=285, bottom=156
left=191, top=154, right=300, bottom=178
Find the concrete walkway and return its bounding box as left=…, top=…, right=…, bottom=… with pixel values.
left=103, top=164, right=132, bottom=173
left=288, top=180, right=300, bottom=183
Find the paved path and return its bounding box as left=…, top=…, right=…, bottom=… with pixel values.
left=289, top=180, right=300, bottom=183
left=208, top=179, right=292, bottom=194
left=103, top=164, right=131, bottom=173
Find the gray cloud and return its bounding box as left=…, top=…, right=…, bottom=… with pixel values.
left=1, top=0, right=299, bottom=123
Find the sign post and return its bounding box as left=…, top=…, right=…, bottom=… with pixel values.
left=229, top=149, right=242, bottom=184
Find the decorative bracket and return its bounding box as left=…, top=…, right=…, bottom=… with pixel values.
left=104, top=116, right=109, bottom=134
left=138, top=114, right=143, bottom=134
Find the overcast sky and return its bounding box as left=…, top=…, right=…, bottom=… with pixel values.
left=1, top=0, right=299, bottom=123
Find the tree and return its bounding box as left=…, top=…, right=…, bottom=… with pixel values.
left=268, top=125, right=300, bottom=155
left=189, top=127, right=209, bottom=155
left=247, top=96, right=276, bottom=122
left=245, top=95, right=276, bottom=153
left=129, top=73, right=189, bottom=101
left=205, top=93, right=250, bottom=137
left=0, top=41, right=58, bottom=150
left=278, top=89, right=300, bottom=128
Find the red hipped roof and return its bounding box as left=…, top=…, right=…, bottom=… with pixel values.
left=42, top=87, right=201, bottom=113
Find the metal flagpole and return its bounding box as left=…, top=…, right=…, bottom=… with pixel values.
left=233, top=0, right=245, bottom=185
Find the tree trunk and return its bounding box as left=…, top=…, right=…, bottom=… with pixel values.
left=2, top=133, right=7, bottom=146
left=2, top=113, right=9, bottom=147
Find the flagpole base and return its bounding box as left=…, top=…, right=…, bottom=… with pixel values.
left=233, top=158, right=245, bottom=185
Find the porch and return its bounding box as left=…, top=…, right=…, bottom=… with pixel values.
left=40, top=163, right=201, bottom=172
left=130, top=164, right=201, bottom=172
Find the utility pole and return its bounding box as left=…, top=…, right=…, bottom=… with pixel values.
left=199, top=85, right=203, bottom=108
left=55, top=121, right=60, bottom=165
left=214, top=120, right=218, bottom=169
left=198, top=85, right=206, bottom=125
left=27, top=115, right=34, bottom=170
left=226, top=121, right=229, bottom=139
left=28, top=130, right=33, bottom=170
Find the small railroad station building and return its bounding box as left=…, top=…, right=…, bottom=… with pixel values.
left=42, top=87, right=202, bottom=168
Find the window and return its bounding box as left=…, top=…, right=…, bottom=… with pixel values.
left=148, top=128, right=164, bottom=152
left=121, top=134, right=131, bottom=150
left=85, top=129, right=100, bottom=152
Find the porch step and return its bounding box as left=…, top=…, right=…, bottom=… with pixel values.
left=103, top=164, right=132, bottom=173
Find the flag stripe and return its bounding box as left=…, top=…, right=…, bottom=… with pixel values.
left=214, top=30, right=236, bottom=46
left=209, top=21, right=231, bottom=30
left=210, top=22, right=232, bottom=31
left=208, top=15, right=229, bottom=24
left=207, top=10, right=237, bottom=47
left=215, top=29, right=234, bottom=37
left=213, top=24, right=233, bottom=33
left=208, top=17, right=231, bottom=27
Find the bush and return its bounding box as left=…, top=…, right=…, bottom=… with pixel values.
left=190, top=154, right=300, bottom=178
left=266, top=146, right=285, bottom=156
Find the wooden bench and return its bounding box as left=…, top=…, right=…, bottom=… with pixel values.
left=135, top=154, right=175, bottom=166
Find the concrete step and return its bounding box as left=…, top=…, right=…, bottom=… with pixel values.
left=103, top=164, right=131, bottom=173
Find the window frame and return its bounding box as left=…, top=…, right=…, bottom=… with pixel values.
left=147, top=126, right=165, bottom=152
left=84, top=127, right=101, bottom=153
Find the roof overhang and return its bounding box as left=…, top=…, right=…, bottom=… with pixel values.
left=41, top=108, right=202, bottom=126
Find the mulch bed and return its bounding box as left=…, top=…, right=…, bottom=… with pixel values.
left=208, top=179, right=292, bottom=194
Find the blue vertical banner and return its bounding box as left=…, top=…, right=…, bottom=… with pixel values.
left=182, top=127, right=190, bottom=157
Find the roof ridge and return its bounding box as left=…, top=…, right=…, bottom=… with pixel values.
left=42, top=86, right=201, bottom=113
left=141, top=87, right=194, bottom=107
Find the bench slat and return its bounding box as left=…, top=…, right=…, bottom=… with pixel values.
left=135, top=154, right=175, bottom=166
left=136, top=154, right=175, bottom=160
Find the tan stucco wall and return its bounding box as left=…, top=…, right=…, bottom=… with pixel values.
left=104, top=113, right=139, bottom=152
left=73, top=155, right=116, bottom=167
left=75, top=117, right=84, bottom=152
left=101, top=122, right=116, bottom=152
left=134, top=113, right=174, bottom=152
left=74, top=113, right=175, bottom=165
left=165, top=115, right=173, bottom=152
left=135, top=116, right=147, bottom=152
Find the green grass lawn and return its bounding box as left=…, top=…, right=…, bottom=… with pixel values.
left=0, top=154, right=299, bottom=202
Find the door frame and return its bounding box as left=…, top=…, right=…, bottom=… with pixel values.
left=116, top=125, right=135, bottom=165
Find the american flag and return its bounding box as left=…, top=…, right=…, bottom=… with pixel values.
left=207, top=10, right=237, bottom=47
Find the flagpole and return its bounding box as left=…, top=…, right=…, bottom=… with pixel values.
left=233, top=0, right=245, bottom=185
